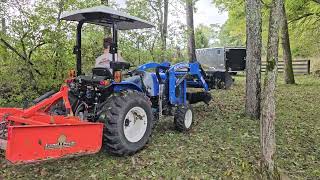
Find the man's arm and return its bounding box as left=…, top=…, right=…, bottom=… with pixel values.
left=95, top=54, right=110, bottom=68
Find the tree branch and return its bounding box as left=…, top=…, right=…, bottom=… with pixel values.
left=260, top=0, right=271, bottom=8
left=0, top=37, right=43, bottom=75
left=28, top=42, right=46, bottom=60
left=20, top=36, right=28, bottom=60
left=149, top=0, right=162, bottom=27
left=289, top=13, right=316, bottom=23
left=57, top=0, right=64, bottom=25
left=312, top=0, right=320, bottom=4
left=0, top=38, right=27, bottom=60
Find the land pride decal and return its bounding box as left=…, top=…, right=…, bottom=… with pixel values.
left=45, top=135, right=76, bottom=150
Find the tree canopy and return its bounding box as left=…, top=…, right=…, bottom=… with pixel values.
left=214, top=0, right=320, bottom=57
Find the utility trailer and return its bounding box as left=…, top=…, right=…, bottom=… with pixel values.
left=196, top=47, right=246, bottom=89
left=196, top=47, right=246, bottom=74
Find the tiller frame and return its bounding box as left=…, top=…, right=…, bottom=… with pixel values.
left=0, top=86, right=103, bottom=164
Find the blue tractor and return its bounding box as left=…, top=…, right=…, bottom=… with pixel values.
left=60, top=6, right=214, bottom=155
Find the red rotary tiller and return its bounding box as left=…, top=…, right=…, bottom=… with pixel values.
left=0, top=86, right=103, bottom=164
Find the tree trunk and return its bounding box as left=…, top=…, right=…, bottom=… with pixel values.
left=1, top=18, right=6, bottom=35
left=245, top=0, right=262, bottom=119
left=260, top=0, right=283, bottom=176
left=186, top=0, right=196, bottom=62
left=162, top=0, right=169, bottom=51
left=101, top=0, right=111, bottom=36
left=176, top=46, right=182, bottom=59
left=1, top=0, right=7, bottom=52
left=1, top=17, right=7, bottom=57
left=53, top=0, right=64, bottom=80
left=280, top=3, right=295, bottom=84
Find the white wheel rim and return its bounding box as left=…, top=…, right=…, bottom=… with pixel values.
left=184, top=109, right=193, bottom=128
left=123, top=107, right=148, bottom=143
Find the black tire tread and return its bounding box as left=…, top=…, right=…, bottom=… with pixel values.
left=98, top=91, right=152, bottom=156
left=174, top=105, right=193, bottom=132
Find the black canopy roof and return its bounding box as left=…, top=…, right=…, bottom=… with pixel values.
left=60, top=6, right=154, bottom=30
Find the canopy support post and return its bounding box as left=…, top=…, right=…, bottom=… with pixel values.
left=111, top=22, right=118, bottom=63
left=75, top=21, right=84, bottom=76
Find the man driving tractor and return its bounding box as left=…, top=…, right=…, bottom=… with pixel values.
left=95, top=37, right=126, bottom=70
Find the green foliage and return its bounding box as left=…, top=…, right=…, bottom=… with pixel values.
left=287, top=0, right=320, bottom=57
left=195, top=26, right=209, bottom=48
left=123, top=0, right=188, bottom=63
left=0, top=0, right=100, bottom=104
left=213, top=0, right=320, bottom=57
left=195, top=24, right=219, bottom=48
left=214, top=0, right=246, bottom=47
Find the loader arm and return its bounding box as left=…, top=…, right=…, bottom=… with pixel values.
left=168, top=62, right=210, bottom=105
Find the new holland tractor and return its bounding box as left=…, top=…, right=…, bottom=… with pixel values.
left=0, top=6, right=214, bottom=164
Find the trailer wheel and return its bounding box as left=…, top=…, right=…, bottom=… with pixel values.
left=98, top=92, right=153, bottom=156
left=174, top=105, right=193, bottom=132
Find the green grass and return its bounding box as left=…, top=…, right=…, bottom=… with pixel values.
left=0, top=75, right=319, bottom=179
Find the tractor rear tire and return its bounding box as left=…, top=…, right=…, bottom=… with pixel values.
left=98, top=91, right=153, bottom=156
left=174, top=105, right=194, bottom=132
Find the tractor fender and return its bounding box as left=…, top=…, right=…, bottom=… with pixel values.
left=111, top=81, right=143, bottom=93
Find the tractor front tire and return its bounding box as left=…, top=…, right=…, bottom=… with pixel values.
left=98, top=92, right=153, bottom=156
left=174, top=105, right=194, bottom=132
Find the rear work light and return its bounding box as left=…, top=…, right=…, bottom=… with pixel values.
left=100, top=80, right=110, bottom=86
left=114, top=71, right=122, bottom=83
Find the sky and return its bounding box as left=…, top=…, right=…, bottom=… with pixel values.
left=116, top=0, right=228, bottom=27
left=193, top=0, right=228, bottom=26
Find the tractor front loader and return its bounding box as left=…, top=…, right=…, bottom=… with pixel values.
left=0, top=6, right=215, bottom=164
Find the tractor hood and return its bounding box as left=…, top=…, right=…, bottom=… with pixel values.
left=60, top=5, right=155, bottom=30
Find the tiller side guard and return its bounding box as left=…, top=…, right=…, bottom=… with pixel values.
left=0, top=86, right=103, bottom=164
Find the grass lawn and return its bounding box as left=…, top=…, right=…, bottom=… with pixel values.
left=0, top=75, right=319, bottom=179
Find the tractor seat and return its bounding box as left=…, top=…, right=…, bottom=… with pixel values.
left=92, top=67, right=113, bottom=79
